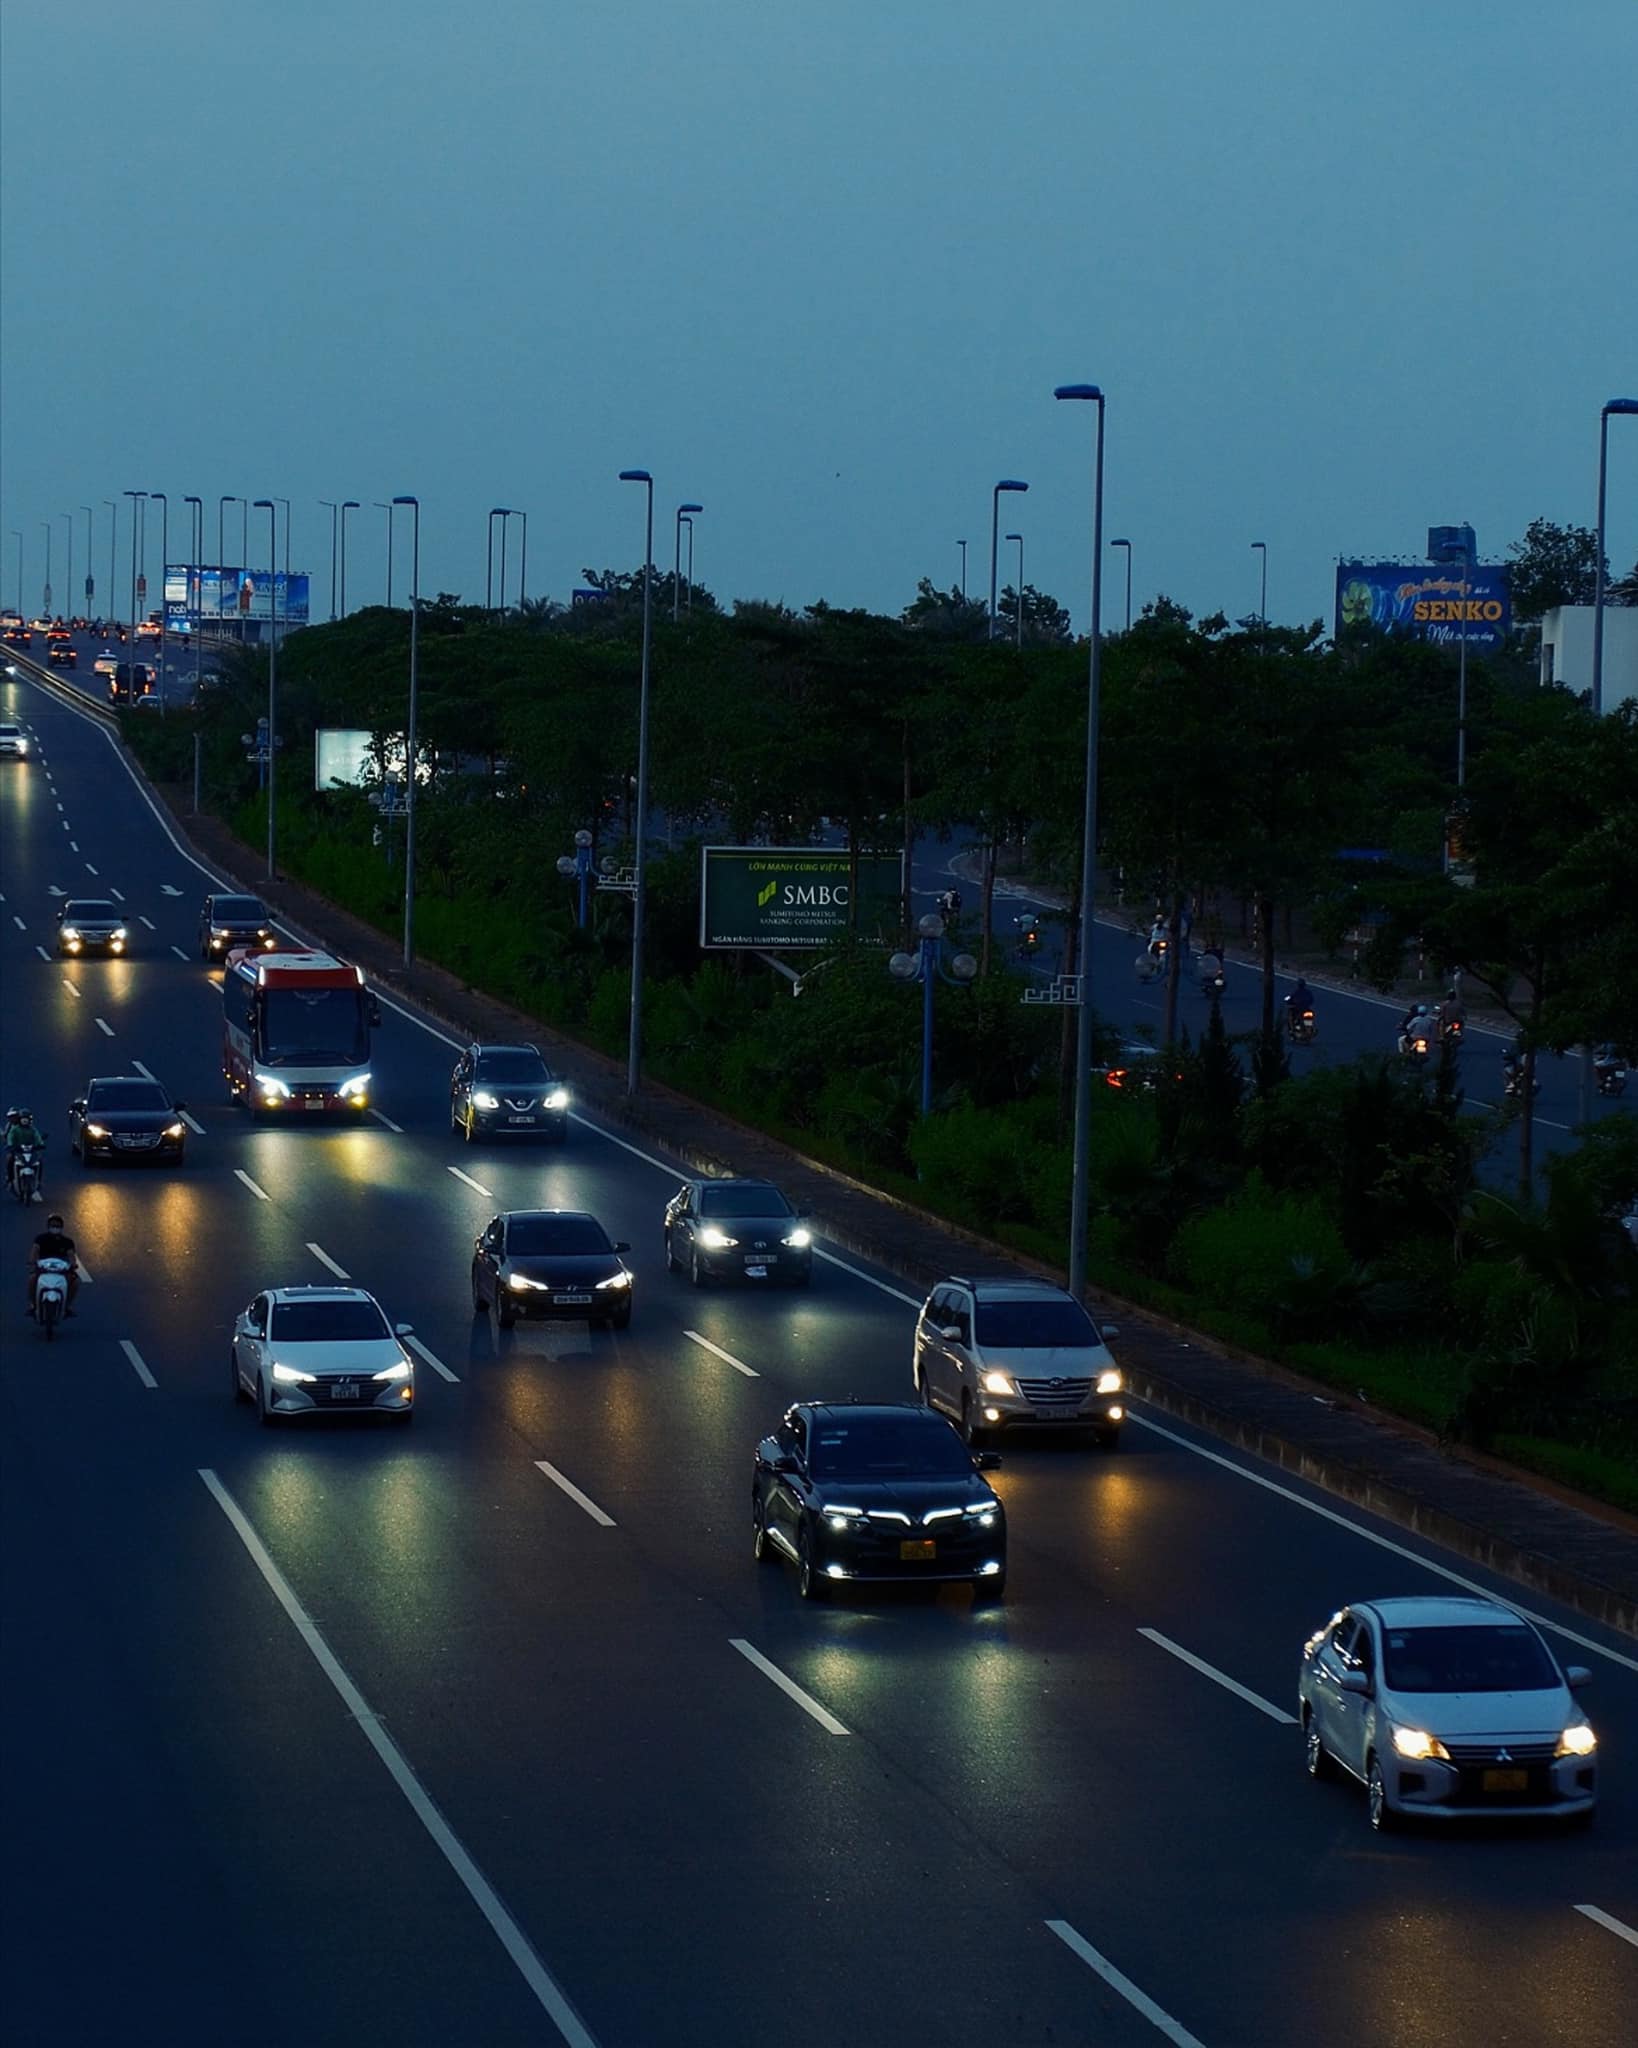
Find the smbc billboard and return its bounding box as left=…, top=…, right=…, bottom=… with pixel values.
left=699, top=846, right=904, bottom=949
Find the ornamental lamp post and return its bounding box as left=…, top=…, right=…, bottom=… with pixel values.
left=393, top=496, right=420, bottom=967
left=555, top=828, right=595, bottom=928
left=888, top=912, right=978, bottom=1116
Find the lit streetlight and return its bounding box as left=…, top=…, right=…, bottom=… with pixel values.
left=618, top=469, right=655, bottom=1095
left=254, top=501, right=279, bottom=877
left=1593, top=399, right=1638, bottom=717
left=988, top=480, right=1028, bottom=640
left=1005, top=531, right=1025, bottom=650
left=1054, top=382, right=1107, bottom=1301
left=393, top=497, right=421, bottom=968
left=1110, top=537, right=1132, bottom=632
left=673, top=503, right=702, bottom=621
left=888, top=912, right=979, bottom=1115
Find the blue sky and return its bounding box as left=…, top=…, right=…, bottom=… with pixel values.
left=3, top=0, right=1635, bottom=631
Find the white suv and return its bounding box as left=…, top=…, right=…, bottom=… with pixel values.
left=913, top=1277, right=1123, bottom=1447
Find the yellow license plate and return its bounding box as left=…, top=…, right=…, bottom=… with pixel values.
left=1482, top=1768, right=1528, bottom=1792
left=899, top=1538, right=936, bottom=1562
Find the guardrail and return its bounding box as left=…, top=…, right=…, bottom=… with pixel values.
left=3, top=646, right=121, bottom=729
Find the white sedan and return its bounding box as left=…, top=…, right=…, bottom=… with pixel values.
left=231, top=1285, right=415, bottom=1425
left=1298, top=1594, right=1596, bottom=1829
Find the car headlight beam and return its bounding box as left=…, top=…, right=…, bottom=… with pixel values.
left=980, top=1369, right=1016, bottom=1395
left=595, top=1270, right=632, bottom=1290
left=782, top=1227, right=812, bottom=1248
left=544, top=1088, right=570, bottom=1110
left=163, top=1122, right=186, bottom=1139
left=372, top=1359, right=413, bottom=1382
left=698, top=1226, right=736, bottom=1249
left=270, top=1362, right=316, bottom=1384
left=472, top=1090, right=500, bottom=1109
left=1556, top=1723, right=1597, bottom=1757
left=507, top=1272, right=547, bottom=1291
left=1391, top=1726, right=1451, bottom=1761
left=1097, top=1368, right=1122, bottom=1394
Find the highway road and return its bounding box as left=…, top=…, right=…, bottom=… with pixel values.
left=5, top=663, right=1637, bottom=2048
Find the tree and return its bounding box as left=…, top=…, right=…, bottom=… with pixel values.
left=1506, top=519, right=1608, bottom=622
left=997, top=583, right=1073, bottom=646
left=901, top=578, right=990, bottom=641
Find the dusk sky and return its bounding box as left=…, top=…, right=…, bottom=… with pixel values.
left=3, top=0, right=1635, bottom=633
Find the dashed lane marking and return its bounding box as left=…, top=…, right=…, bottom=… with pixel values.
left=369, top=1108, right=404, bottom=1132
left=95, top=1016, right=115, bottom=1037
left=446, top=1165, right=493, bottom=1196
left=1045, top=1921, right=1207, bottom=2048
left=138, top=915, right=155, bottom=929
left=729, top=1639, right=849, bottom=1734
left=1574, top=1904, right=1638, bottom=1950
left=61, top=977, right=80, bottom=997
left=306, top=1242, right=350, bottom=1280
left=534, top=1460, right=616, bottom=1527
left=1137, top=1628, right=1296, bottom=1725
left=401, top=1332, right=459, bottom=1383
left=233, top=1169, right=269, bottom=1201
left=118, top=1340, right=158, bottom=1390
left=170, top=946, right=189, bottom=961
left=84, top=862, right=97, bottom=875
left=683, top=1330, right=758, bottom=1377
left=36, top=946, right=51, bottom=962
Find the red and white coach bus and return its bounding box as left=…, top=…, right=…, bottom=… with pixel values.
left=222, top=947, right=382, bottom=1118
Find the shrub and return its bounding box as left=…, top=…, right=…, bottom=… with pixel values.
left=1168, top=1174, right=1352, bottom=1336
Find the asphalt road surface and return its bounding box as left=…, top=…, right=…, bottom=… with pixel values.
left=4, top=665, right=1636, bottom=2048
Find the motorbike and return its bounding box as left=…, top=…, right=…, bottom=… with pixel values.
left=1500, top=1062, right=1541, bottom=1101
left=1016, top=922, right=1042, bottom=961
left=33, top=1256, right=71, bottom=1340
left=10, top=1143, right=42, bottom=1205
left=1440, top=1014, right=1465, bottom=1046
left=1594, top=1060, right=1628, bottom=1099
left=1286, top=1006, right=1317, bottom=1046
left=1398, top=1027, right=1434, bottom=1063
left=1198, top=956, right=1226, bottom=997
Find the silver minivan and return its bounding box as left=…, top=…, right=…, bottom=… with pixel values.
left=913, top=1276, right=1124, bottom=1447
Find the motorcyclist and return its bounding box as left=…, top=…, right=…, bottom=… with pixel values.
left=1593, top=1044, right=1626, bottom=1094
left=1198, top=944, right=1225, bottom=991
left=1017, top=912, right=1041, bottom=953
left=27, top=1213, right=78, bottom=1317
left=1285, top=977, right=1315, bottom=1031
left=1147, top=915, right=1168, bottom=960
left=937, top=887, right=962, bottom=920
left=1399, top=1003, right=1433, bottom=1054
left=4, top=1108, right=42, bottom=1194
left=1437, top=987, right=1466, bottom=1037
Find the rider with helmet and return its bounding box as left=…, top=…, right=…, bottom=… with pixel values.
left=27, top=1213, right=79, bottom=1317
left=5, top=1107, right=42, bottom=1195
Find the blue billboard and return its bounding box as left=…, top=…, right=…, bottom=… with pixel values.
left=1336, top=562, right=1510, bottom=649
left=164, top=565, right=311, bottom=627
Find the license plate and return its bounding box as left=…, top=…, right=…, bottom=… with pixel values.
left=1482, top=1768, right=1528, bottom=1792
left=556, top=1293, right=592, bottom=1306
left=899, top=1538, right=936, bottom=1562
left=1034, top=1403, right=1081, bottom=1419
left=744, top=1263, right=768, bottom=1278
left=302, top=1097, right=323, bottom=1111
left=507, top=1115, right=535, bottom=1124
left=332, top=1381, right=359, bottom=1401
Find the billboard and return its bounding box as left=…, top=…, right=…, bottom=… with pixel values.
left=1335, top=562, right=1510, bottom=649
left=165, top=565, right=312, bottom=627
left=315, top=729, right=377, bottom=790
left=700, top=846, right=904, bottom=950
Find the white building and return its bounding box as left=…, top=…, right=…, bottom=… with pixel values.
left=1538, top=604, right=1638, bottom=711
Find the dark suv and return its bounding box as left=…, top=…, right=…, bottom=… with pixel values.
left=450, top=1043, right=570, bottom=1142
left=199, top=892, right=276, bottom=957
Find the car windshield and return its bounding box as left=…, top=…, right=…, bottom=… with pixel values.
left=270, top=1299, right=390, bottom=1343
left=215, top=897, right=264, bottom=920
left=506, top=1216, right=610, bottom=1255
left=808, top=1416, right=973, bottom=1479
left=974, top=1299, right=1099, bottom=1347
left=64, top=902, right=116, bottom=921
left=476, top=1054, right=552, bottom=1084
left=87, top=1081, right=169, bottom=1110
left=1381, top=1623, right=1559, bottom=1694
left=260, top=987, right=367, bottom=1065
left=699, top=1184, right=791, bottom=1218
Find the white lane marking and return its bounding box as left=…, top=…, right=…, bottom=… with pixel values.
left=234, top=1168, right=269, bottom=1201
left=118, top=1339, right=158, bottom=1390
left=138, top=914, right=155, bottom=929
left=374, top=985, right=462, bottom=1048
left=1131, top=1413, right=1638, bottom=1678
left=95, top=1016, right=115, bottom=1037
left=197, top=1469, right=599, bottom=2047
left=180, top=1110, right=204, bottom=1134
left=306, top=1242, right=350, bottom=1279
left=61, top=977, right=80, bottom=997
left=10, top=915, right=23, bottom=930
left=108, top=887, right=125, bottom=900
left=568, top=1108, right=672, bottom=1173
left=161, top=884, right=183, bottom=896
left=131, top=1059, right=158, bottom=1081
left=84, top=862, right=98, bottom=875
left=1046, top=1920, right=1206, bottom=2048
left=534, top=1459, right=616, bottom=1528
left=684, top=1329, right=758, bottom=1377
left=48, top=885, right=65, bottom=896
left=1574, top=1904, right=1638, bottom=1950
left=447, top=1165, right=493, bottom=1196
left=75, top=1257, right=93, bottom=1285
left=729, top=1639, right=849, bottom=1735
left=1137, top=1627, right=1297, bottom=1725
left=170, top=945, right=189, bottom=960
left=36, top=945, right=51, bottom=961
left=55, top=800, right=63, bottom=811
left=814, top=1246, right=921, bottom=1306
left=368, top=1108, right=404, bottom=1132
left=401, top=1332, right=459, bottom=1383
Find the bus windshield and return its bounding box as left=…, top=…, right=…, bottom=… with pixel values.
left=259, top=988, right=368, bottom=1066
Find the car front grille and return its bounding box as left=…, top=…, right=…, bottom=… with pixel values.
left=1441, top=1740, right=1557, bottom=1764
left=1014, top=1376, right=1094, bottom=1404
left=502, top=1097, right=539, bottom=1112
left=1450, top=1765, right=1556, bottom=1805
left=310, top=1378, right=374, bottom=1405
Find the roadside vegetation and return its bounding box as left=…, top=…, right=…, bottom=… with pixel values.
left=123, top=535, right=1638, bottom=1508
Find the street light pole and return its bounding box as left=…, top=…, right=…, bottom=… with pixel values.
left=183, top=497, right=202, bottom=660
left=123, top=492, right=146, bottom=685
left=60, top=514, right=73, bottom=623
left=681, top=516, right=695, bottom=610
left=988, top=480, right=1028, bottom=640
left=888, top=913, right=978, bottom=1115
left=149, top=493, right=168, bottom=701
left=104, top=502, right=117, bottom=618
left=517, top=507, right=528, bottom=613
left=318, top=502, right=338, bottom=621
left=339, top=501, right=360, bottom=617
left=254, top=502, right=279, bottom=877
left=486, top=508, right=503, bottom=617
left=673, top=503, right=702, bottom=621
left=274, top=498, right=291, bottom=586
left=957, top=538, right=968, bottom=602
left=1110, top=538, right=1132, bottom=632
left=80, top=506, right=94, bottom=613
left=1593, top=399, right=1638, bottom=718
left=42, top=521, right=52, bottom=616
left=10, top=532, right=20, bottom=614
left=618, top=470, right=655, bottom=1096
left=1006, top=532, right=1025, bottom=650
left=496, top=510, right=515, bottom=616
left=1252, top=540, right=1267, bottom=627
left=1054, top=383, right=1107, bottom=1302
left=374, top=503, right=393, bottom=607
left=393, top=498, right=420, bottom=967
left=218, top=496, right=236, bottom=571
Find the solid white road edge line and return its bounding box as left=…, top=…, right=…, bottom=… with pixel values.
left=1573, top=1904, right=1638, bottom=1949
left=683, top=1329, right=758, bottom=1377
left=196, top=1469, right=600, bottom=2048
left=1131, top=1413, right=1638, bottom=1678
left=369, top=1108, right=404, bottom=1132
left=306, top=1242, right=350, bottom=1280
left=401, top=1332, right=459, bottom=1383
left=76, top=1257, right=93, bottom=1284
left=1045, top=1920, right=1207, bottom=2048
left=95, top=1016, right=115, bottom=1037
left=534, top=1460, right=617, bottom=1528
left=729, top=1639, right=849, bottom=1735
left=234, top=1168, right=269, bottom=1201
left=1136, top=1627, right=1297, bottom=1725
left=813, top=1246, right=922, bottom=1306
left=447, top=1165, right=493, bottom=1196
left=118, top=1340, right=158, bottom=1390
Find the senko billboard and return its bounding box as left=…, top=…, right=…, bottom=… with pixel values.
left=1335, top=563, right=1510, bottom=650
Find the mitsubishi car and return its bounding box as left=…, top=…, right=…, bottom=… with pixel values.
left=663, top=1177, right=813, bottom=1286
left=913, top=1276, right=1124, bottom=1446
left=0, top=722, right=29, bottom=758
left=231, top=1285, right=416, bottom=1425
left=1298, top=1595, right=1597, bottom=1830
left=57, top=900, right=129, bottom=956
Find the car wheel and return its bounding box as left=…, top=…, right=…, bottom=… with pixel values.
left=1366, top=1755, right=1395, bottom=1831
left=916, top=1360, right=935, bottom=1409
left=664, top=1229, right=680, bottom=1273
left=752, top=1494, right=776, bottom=1564
left=796, top=1526, right=827, bottom=1601
left=231, top=1348, right=249, bottom=1405
left=256, top=1375, right=276, bottom=1427
left=972, top=1574, right=1007, bottom=1607
left=689, top=1247, right=706, bottom=1288
left=960, top=1391, right=983, bottom=1447
left=471, top=1276, right=487, bottom=1316
left=1303, top=1711, right=1334, bottom=1781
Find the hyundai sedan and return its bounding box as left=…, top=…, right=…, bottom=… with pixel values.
left=231, top=1286, right=415, bottom=1425
left=472, top=1210, right=633, bottom=1329
left=69, top=1076, right=188, bottom=1165
left=1298, top=1594, right=1596, bottom=1829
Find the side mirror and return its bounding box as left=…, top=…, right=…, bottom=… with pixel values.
left=394, top=1322, right=413, bottom=1336
left=1339, top=1670, right=1371, bottom=1696
left=612, top=1240, right=631, bottom=1254
left=976, top=1451, right=1003, bottom=1471
left=1099, top=1324, right=1121, bottom=1341
left=1565, top=1665, right=1592, bottom=1692
left=939, top=1325, right=962, bottom=1343
left=71, top=1099, right=86, bottom=1114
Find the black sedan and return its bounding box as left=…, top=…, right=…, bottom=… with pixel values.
left=58, top=900, right=129, bottom=957
left=752, top=1403, right=1006, bottom=1602
left=70, top=1076, right=189, bottom=1165
left=199, top=892, right=277, bottom=957
left=472, top=1210, right=632, bottom=1329
left=664, top=1177, right=813, bottom=1286
left=450, top=1042, right=570, bottom=1142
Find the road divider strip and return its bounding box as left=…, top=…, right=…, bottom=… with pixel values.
left=1573, top=1904, right=1638, bottom=1950
left=684, top=1330, right=758, bottom=1377
left=118, top=1340, right=158, bottom=1390
left=1136, top=1627, right=1296, bottom=1725
left=1045, top=1920, right=1206, bottom=2048
left=401, top=1332, right=459, bottom=1383
left=447, top=1165, right=493, bottom=1196
left=196, top=1469, right=599, bottom=2048
left=534, top=1460, right=617, bottom=1527
left=306, top=1242, right=350, bottom=1279
left=234, top=1168, right=269, bottom=1201
left=729, top=1639, right=849, bottom=1735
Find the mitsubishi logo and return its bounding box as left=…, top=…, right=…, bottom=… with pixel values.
left=1496, top=1749, right=1512, bottom=1763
